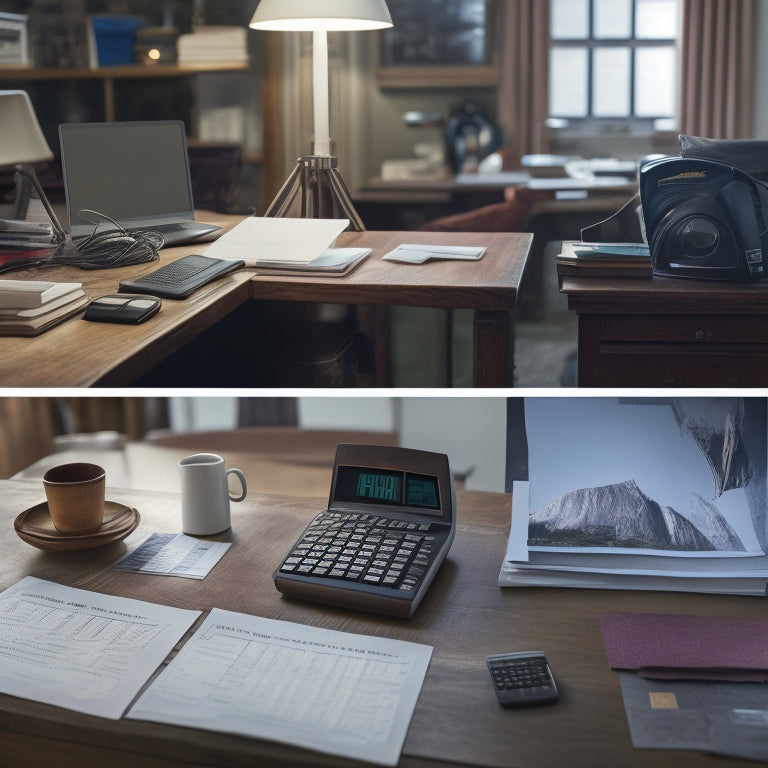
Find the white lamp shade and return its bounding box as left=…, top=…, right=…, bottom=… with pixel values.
left=249, top=0, right=392, bottom=31
left=0, top=90, right=54, bottom=167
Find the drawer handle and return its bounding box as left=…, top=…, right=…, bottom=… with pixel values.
left=694, top=329, right=705, bottom=341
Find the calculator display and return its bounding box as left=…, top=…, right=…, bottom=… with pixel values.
left=335, top=465, right=441, bottom=511
left=356, top=471, right=401, bottom=502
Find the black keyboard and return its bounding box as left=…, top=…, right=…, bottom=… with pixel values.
left=118, top=253, right=244, bottom=299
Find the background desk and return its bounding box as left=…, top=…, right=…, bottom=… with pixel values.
left=560, top=273, right=768, bottom=387
left=0, top=479, right=762, bottom=768
left=0, top=221, right=530, bottom=388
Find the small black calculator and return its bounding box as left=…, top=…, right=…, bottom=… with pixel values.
left=486, top=651, right=558, bottom=708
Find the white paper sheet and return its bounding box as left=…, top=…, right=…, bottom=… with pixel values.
left=128, top=608, right=432, bottom=766
left=203, top=216, right=349, bottom=265
left=110, top=532, right=230, bottom=579
left=0, top=577, right=200, bottom=719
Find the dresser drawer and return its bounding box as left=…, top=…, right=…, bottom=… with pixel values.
left=601, top=314, right=768, bottom=344
left=598, top=343, right=768, bottom=386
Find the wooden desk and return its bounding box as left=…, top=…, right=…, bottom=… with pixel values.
left=250, top=230, right=530, bottom=388
left=560, top=273, right=768, bottom=387
left=0, top=221, right=530, bottom=388
left=0, top=479, right=762, bottom=768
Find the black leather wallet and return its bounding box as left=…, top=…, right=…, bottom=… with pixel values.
left=83, top=294, right=162, bottom=324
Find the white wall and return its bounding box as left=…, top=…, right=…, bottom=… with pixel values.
left=298, top=396, right=396, bottom=431
left=397, top=396, right=507, bottom=493
left=168, top=396, right=509, bottom=493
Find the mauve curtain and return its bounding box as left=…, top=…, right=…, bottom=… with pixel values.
left=495, top=0, right=551, bottom=162
left=679, top=0, right=755, bottom=138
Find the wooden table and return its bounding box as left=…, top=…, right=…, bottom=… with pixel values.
left=1, top=479, right=764, bottom=768
left=0, top=218, right=530, bottom=388
left=560, top=273, right=768, bottom=387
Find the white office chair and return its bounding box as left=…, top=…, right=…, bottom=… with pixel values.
left=0, top=90, right=54, bottom=218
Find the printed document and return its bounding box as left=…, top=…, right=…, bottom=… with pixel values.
left=129, top=608, right=432, bottom=766
left=110, top=532, right=230, bottom=579
left=0, top=577, right=200, bottom=719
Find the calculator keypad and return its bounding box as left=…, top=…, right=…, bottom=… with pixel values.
left=278, top=511, right=435, bottom=593
left=486, top=652, right=558, bottom=707
left=492, top=658, right=552, bottom=691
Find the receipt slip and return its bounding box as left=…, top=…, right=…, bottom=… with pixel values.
left=383, top=243, right=486, bottom=264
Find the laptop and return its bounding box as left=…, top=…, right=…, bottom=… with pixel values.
left=58, top=121, right=221, bottom=246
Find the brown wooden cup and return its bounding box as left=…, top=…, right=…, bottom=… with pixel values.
left=43, top=462, right=106, bottom=535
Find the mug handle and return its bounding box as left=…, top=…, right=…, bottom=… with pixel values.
left=226, top=468, right=247, bottom=502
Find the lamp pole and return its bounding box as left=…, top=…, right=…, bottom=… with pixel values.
left=313, top=30, right=331, bottom=157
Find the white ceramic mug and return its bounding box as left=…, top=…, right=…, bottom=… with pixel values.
left=178, top=453, right=247, bottom=535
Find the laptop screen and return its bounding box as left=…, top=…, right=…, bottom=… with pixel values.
left=59, top=121, right=195, bottom=233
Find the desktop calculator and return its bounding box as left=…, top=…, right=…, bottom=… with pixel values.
left=486, top=652, right=559, bottom=708
left=273, top=444, right=456, bottom=618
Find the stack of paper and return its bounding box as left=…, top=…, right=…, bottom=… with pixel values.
left=0, top=218, right=60, bottom=271
left=177, top=26, right=249, bottom=63
left=204, top=217, right=370, bottom=276
left=500, top=397, right=768, bottom=596
left=0, top=279, right=88, bottom=336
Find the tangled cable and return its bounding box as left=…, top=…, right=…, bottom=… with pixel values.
left=55, top=209, right=163, bottom=269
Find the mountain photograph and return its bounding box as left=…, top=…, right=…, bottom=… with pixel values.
left=528, top=479, right=746, bottom=551
left=524, top=397, right=765, bottom=554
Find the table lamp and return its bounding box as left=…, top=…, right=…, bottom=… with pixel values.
left=250, top=0, right=392, bottom=230
left=0, top=90, right=54, bottom=219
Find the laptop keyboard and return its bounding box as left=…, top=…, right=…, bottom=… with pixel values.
left=278, top=510, right=438, bottom=593
left=144, top=221, right=199, bottom=234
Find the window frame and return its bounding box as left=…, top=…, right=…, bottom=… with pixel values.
left=548, top=0, right=680, bottom=130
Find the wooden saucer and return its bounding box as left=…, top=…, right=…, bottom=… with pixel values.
left=14, top=501, right=140, bottom=552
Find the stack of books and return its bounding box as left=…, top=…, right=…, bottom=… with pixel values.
left=556, top=240, right=651, bottom=279
left=500, top=397, right=768, bottom=596
left=0, top=280, right=89, bottom=336
left=177, top=26, right=248, bottom=63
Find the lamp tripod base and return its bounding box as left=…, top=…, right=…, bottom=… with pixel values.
left=264, top=155, right=365, bottom=231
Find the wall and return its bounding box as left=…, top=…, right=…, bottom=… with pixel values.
left=335, top=1, right=768, bottom=190
left=169, top=396, right=509, bottom=493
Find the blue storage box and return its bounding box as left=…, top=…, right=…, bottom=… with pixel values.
left=92, top=16, right=145, bottom=66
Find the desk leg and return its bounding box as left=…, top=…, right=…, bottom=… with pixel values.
left=473, top=310, right=513, bottom=387
left=577, top=314, right=601, bottom=387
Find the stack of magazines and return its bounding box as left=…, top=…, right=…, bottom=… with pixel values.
left=555, top=240, right=651, bottom=280
left=501, top=397, right=768, bottom=596
left=0, top=280, right=88, bottom=336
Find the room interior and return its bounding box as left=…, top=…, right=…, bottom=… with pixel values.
left=3, top=0, right=763, bottom=386
left=0, top=394, right=509, bottom=492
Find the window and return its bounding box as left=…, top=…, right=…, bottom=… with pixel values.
left=549, top=0, right=680, bottom=127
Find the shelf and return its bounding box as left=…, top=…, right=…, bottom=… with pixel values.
left=0, top=61, right=250, bottom=81
left=0, top=61, right=250, bottom=122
